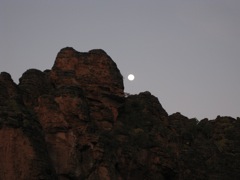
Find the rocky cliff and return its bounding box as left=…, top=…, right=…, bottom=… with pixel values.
left=0, top=47, right=239, bottom=180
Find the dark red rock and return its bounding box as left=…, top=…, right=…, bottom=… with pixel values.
left=18, top=69, right=53, bottom=107
left=0, top=47, right=239, bottom=179
left=0, top=72, right=18, bottom=104
left=0, top=73, right=57, bottom=179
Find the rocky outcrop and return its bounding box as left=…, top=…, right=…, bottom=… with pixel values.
left=0, top=72, right=57, bottom=179
left=0, top=47, right=239, bottom=179
left=168, top=114, right=240, bottom=179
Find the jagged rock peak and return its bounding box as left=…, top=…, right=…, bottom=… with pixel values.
left=1, top=47, right=240, bottom=179
left=18, top=69, right=53, bottom=107
left=0, top=72, right=12, bottom=81
left=50, top=47, right=124, bottom=97
left=57, top=47, right=107, bottom=55
left=0, top=72, right=18, bottom=101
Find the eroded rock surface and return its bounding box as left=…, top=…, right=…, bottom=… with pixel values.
left=0, top=47, right=239, bottom=179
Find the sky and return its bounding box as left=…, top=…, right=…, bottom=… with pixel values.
left=1, top=0, right=240, bottom=120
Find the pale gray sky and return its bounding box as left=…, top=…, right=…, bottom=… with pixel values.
left=1, top=0, right=240, bottom=119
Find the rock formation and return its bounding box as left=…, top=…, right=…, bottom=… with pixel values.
left=0, top=47, right=239, bottom=179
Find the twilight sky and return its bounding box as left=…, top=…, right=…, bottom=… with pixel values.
left=1, top=0, right=240, bottom=120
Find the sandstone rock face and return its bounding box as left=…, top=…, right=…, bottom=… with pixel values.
left=0, top=72, right=57, bottom=180
left=35, top=47, right=124, bottom=179
left=51, top=47, right=123, bottom=95
left=0, top=47, right=240, bottom=179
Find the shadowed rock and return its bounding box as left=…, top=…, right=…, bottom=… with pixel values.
left=0, top=47, right=239, bottom=179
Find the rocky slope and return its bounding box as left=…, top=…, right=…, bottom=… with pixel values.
left=0, top=47, right=239, bottom=180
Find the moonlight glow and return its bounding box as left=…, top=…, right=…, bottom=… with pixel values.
left=128, top=74, right=135, bottom=81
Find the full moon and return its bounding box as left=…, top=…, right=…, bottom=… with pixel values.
left=128, top=74, right=135, bottom=81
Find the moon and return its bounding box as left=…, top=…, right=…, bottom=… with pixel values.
left=128, top=74, right=135, bottom=81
